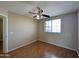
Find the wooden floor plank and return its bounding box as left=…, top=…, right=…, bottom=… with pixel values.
left=8, top=41, right=78, bottom=58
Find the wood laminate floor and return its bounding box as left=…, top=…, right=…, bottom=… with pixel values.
left=8, top=41, right=78, bottom=58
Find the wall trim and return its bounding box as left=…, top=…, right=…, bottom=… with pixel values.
left=0, top=14, right=8, bottom=53
left=39, top=40, right=77, bottom=52
left=8, top=40, right=37, bottom=52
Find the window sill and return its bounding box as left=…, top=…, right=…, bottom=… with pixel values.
left=44, top=32, right=61, bottom=34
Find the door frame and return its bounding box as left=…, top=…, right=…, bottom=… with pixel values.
left=0, top=13, right=8, bottom=53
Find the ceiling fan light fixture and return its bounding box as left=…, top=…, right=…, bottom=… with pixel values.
left=28, top=7, right=50, bottom=20
left=36, top=15, right=40, bottom=19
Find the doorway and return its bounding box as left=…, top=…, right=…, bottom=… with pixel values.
left=0, top=15, right=3, bottom=53
left=0, top=12, right=8, bottom=54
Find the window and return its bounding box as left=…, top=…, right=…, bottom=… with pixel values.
left=44, top=19, right=61, bottom=33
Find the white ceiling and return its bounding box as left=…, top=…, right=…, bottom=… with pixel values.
left=0, top=1, right=79, bottom=17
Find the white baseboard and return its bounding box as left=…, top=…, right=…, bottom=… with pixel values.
left=39, top=40, right=77, bottom=52
left=8, top=40, right=37, bottom=52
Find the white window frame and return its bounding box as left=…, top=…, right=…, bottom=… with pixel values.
left=44, top=19, right=61, bottom=33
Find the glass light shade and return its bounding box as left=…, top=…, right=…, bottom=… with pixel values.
left=36, top=15, right=40, bottom=19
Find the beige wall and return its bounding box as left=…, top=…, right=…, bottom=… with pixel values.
left=8, top=12, right=37, bottom=51
left=38, top=12, right=78, bottom=51
left=0, top=7, right=8, bottom=16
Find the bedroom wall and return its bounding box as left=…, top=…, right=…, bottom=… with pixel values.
left=8, top=12, right=37, bottom=51
left=38, top=12, right=78, bottom=51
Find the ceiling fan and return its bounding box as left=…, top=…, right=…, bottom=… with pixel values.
left=28, top=7, right=50, bottom=20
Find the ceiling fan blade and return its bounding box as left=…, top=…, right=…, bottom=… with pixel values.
left=42, top=14, right=50, bottom=18
left=28, top=12, right=36, bottom=14
left=33, top=15, right=36, bottom=18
